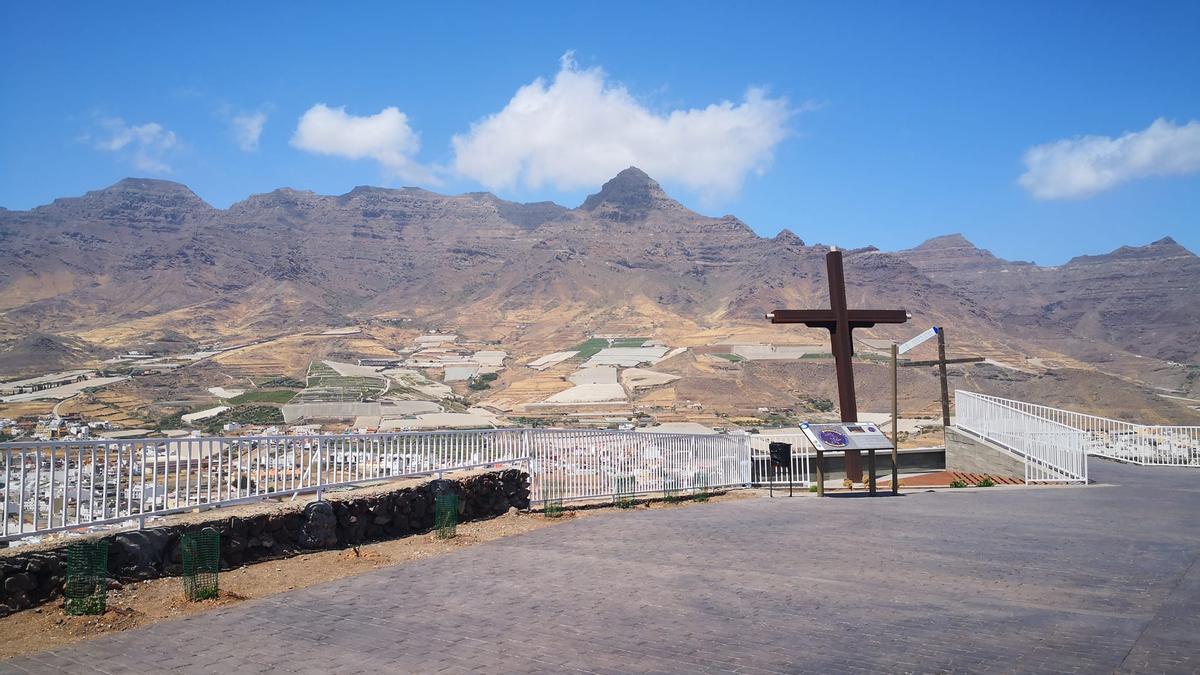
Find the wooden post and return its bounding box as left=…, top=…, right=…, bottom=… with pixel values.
left=868, top=449, right=877, bottom=495
left=891, top=341, right=899, bottom=495
left=937, top=328, right=951, bottom=436
left=815, top=450, right=825, bottom=497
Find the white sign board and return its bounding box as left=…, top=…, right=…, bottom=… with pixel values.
left=898, top=327, right=940, bottom=355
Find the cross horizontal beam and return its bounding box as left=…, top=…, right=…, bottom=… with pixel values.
left=765, top=309, right=910, bottom=328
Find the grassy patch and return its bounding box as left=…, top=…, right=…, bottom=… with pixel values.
left=253, top=375, right=306, bottom=388
left=572, top=338, right=610, bottom=359
left=805, top=397, right=835, bottom=413
left=571, top=336, right=651, bottom=359
left=712, top=353, right=745, bottom=362
left=203, top=406, right=285, bottom=434
left=228, top=390, right=297, bottom=405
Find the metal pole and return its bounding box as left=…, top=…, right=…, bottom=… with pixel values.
left=938, top=328, right=951, bottom=438
left=891, top=341, right=899, bottom=495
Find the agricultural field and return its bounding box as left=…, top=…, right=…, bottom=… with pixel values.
left=227, top=389, right=297, bottom=404
left=571, top=337, right=650, bottom=359
left=291, top=361, right=389, bottom=403
left=57, top=389, right=150, bottom=428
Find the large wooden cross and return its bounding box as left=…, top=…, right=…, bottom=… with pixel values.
left=766, top=248, right=909, bottom=482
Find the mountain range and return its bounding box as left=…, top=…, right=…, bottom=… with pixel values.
left=1, top=168, right=1197, bottom=418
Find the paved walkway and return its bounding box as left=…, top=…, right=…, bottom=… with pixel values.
left=3, top=460, right=1198, bottom=674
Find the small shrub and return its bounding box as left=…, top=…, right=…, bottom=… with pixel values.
left=949, top=479, right=968, bottom=488
left=975, top=477, right=996, bottom=488
left=807, top=397, right=835, bottom=412
left=809, top=484, right=819, bottom=493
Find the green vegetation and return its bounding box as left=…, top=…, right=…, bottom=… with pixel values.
left=254, top=375, right=306, bottom=388
left=572, top=338, right=610, bottom=359
left=227, top=389, right=297, bottom=404
left=509, top=416, right=563, bottom=428
left=203, top=406, right=284, bottom=434
left=292, top=361, right=388, bottom=402
left=571, top=336, right=651, bottom=359
left=949, top=479, right=969, bottom=488
left=468, top=372, right=499, bottom=391
left=800, top=352, right=835, bottom=359
left=712, top=353, right=745, bottom=362
left=974, top=477, right=996, bottom=488
left=156, top=410, right=188, bottom=430
left=805, top=397, right=835, bottom=412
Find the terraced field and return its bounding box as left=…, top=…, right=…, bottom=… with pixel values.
left=291, top=361, right=389, bottom=402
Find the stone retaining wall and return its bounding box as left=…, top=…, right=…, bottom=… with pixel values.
left=0, top=469, right=529, bottom=616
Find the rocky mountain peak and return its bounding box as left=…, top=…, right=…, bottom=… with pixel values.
left=1147, top=236, right=1192, bottom=255
left=29, top=177, right=212, bottom=227
left=579, top=167, right=682, bottom=218
left=773, top=229, right=806, bottom=247
left=105, top=177, right=199, bottom=195
left=913, top=233, right=977, bottom=250
left=1066, top=236, right=1198, bottom=266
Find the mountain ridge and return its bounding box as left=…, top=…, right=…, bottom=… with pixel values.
left=0, top=169, right=1196, bottom=381
left=8, top=174, right=1194, bottom=262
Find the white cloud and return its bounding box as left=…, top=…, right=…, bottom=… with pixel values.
left=90, top=118, right=179, bottom=173
left=231, top=111, right=267, bottom=152
left=291, top=104, right=436, bottom=183
left=451, top=54, right=796, bottom=200
left=1018, top=118, right=1200, bottom=200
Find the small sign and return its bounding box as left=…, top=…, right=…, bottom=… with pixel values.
left=768, top=442, right=791, bottom=467
left=898, top=326, right=940, bottom=355
left=801, top=422, right=894, bottom=452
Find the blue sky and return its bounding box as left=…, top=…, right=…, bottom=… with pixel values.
left=1, top=2, right=1197, bottom=265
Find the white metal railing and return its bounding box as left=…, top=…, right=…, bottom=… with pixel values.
left=956, top=390, right=1200, bottom=469
left=529, top=430, right=749, bottom=503
left=748, top=434, right=812, bottom=487
left=955, top=391, right=1089, bottom=483
left=1, top=428, right=756, bottom=542
left=1, top=429, right=531, bottom=541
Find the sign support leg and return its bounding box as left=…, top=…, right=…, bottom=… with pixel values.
left=815, top=451, right=824, bottom=497
left=892, top=341, right=899, bottom=495
left=868, top=449, right=877, bottom=495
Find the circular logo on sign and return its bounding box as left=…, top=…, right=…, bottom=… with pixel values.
left=819, top=430, right=849, bottom=447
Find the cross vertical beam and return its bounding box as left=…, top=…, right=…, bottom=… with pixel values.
left=825, top=251, right=858, bottom=422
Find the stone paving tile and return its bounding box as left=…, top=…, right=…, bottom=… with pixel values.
left=1, top=460, right=1198, bottom=674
